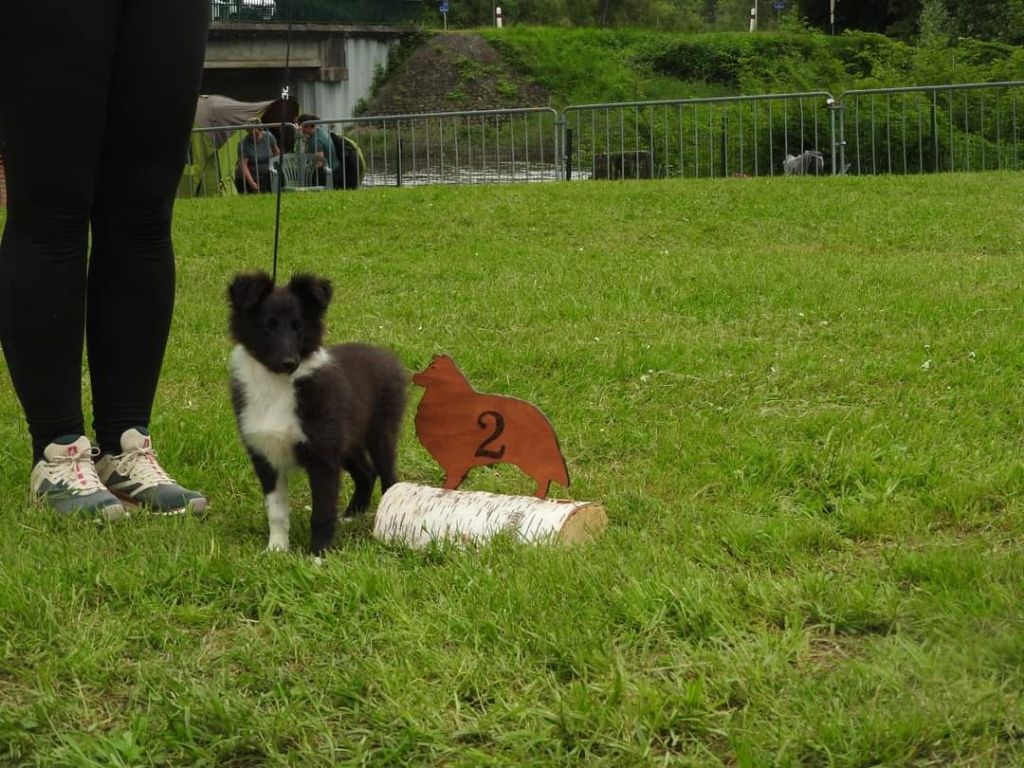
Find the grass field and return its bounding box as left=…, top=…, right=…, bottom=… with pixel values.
left=1, top=173, right=1022, bottom=766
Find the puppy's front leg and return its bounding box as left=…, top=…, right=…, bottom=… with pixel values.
left=266, top=475, right=291, bottom=552
left=251, top=451, right=290, bottom=551
left=307, top=459, right=340, bottom=557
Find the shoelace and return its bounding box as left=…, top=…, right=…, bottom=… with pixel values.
left=115, top=446, right=175, bottom=490
left=52, top=447, right=106, bottom=492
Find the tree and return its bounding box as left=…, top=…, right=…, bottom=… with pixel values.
left=917, top=0, right=950, bottom=44
left=418, top=0, right=1023, bottom=41
left=948, top=0, right=1024, bottom=44
left=794, top=0, right=919, bottom=37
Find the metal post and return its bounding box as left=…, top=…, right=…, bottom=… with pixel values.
left=829, top=101, right=837, bottom=175
left=720, top=115, right=727, bottom=176
left=827, top=96, right=844, bottom=175
left=396, top=134, right=403, bottom=187
left=565, top=128, right=573, bottom=181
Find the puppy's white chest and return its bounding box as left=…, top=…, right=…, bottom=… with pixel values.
left=231, top=346, right=327, bottom=469
left=240, top=388, right=304, bottom=470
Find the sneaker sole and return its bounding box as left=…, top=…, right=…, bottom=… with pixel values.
left=32, top=497, right=129, bottom=522
left=110, top=491, right=209, bottom=516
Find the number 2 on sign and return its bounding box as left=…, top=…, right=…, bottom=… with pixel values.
left=475, top=410, right=507, bottom=459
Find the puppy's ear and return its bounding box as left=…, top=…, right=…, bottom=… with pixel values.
left=229, top=272, right=274, bottom=311
left=288, top=274, right=333, bottom=313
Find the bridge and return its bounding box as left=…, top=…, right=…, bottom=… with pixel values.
left=204, top=14, right=421, bottom=118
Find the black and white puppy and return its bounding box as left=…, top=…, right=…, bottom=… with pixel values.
left=228, top=271, right=407, bottom=555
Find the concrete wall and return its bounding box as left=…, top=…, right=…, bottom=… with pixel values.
left=293, top=36, right=398, bottom=119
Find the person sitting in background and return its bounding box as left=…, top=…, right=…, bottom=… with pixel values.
left=235, top=119, right=279, bottom=194
left=297, top=113, right=337, bottom=188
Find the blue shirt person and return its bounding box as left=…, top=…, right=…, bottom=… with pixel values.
left=297, top=113, right=337, bottom=188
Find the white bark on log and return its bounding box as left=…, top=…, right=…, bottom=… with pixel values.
left=373, top=482, right=607, bottom=548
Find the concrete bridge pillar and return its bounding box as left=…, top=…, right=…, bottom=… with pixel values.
left=203, top=23, right=415, bottom=118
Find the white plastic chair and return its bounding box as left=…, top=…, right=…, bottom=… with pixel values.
left=279, top=153, right=331, bottom=191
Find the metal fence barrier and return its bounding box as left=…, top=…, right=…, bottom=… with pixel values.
left=179, top=108, right=561, bottom=197
left=840, top=82, right=1023, bottom=175
left=564, top=91, right=837, bottom=180
left=317, top=108, right=561, bottom=188
left=178, top=80, right=1024, bottom=198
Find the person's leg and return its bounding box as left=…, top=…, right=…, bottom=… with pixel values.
left=86, top=0, right=209, bottom=455
left=0, top=2, right=121, bottom=461
left=84, top=0, right=210, bottom=515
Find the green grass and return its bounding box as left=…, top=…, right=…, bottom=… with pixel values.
left=478, top=26, right=1024, bottom=108
left=2, top=172, right=1024, bottom=765
left=481, top=26, right=706, bottom=105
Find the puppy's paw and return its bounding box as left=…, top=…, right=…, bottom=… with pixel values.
left=266, top=536, right=290, bottom=552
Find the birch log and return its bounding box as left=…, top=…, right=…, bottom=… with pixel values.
left=373, top=482, right=607, bottom=548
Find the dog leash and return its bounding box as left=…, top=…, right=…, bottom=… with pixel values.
left=270, top=7, right=295, bottom=285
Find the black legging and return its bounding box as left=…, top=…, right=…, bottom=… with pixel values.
left=0, top=1, right=208, bottom=460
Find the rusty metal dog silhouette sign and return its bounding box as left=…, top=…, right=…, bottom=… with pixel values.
left=373, top=354, right=605, bottom=548
left=411, top=354, right=569, bottom=498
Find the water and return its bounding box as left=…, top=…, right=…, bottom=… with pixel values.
left=360, top=163, right=581, bottom=188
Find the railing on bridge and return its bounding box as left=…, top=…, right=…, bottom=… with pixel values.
left=177, top=80, right=1024, bottom=198
left=210, top=0, right=424, bottom=25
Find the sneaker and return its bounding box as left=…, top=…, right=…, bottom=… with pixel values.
left=30, top=435, right=127, bottom=521
left=95, top=428, right=208, bottom=515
